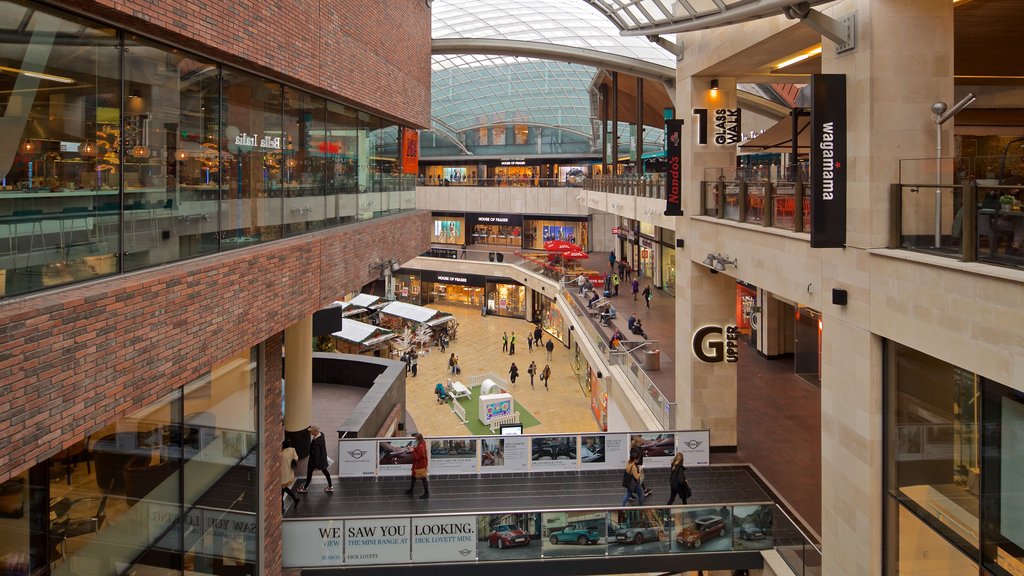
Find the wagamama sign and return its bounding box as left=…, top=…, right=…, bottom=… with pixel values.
left=809, top=74, right=847, bottom=248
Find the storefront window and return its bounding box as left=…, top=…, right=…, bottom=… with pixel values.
left=886, top=342, right=981, bottom=563
left=486, top=281, right=525, bottom=318
left=428, top=283, right=484, bottom=308
left=432, top=217, right=465, bottom=245
left=523, top=219, right=587, bottom=250
left=0, top=2, right=120, bottom=294
left=283, top=87, right=327, bottom=236
left=471, top=224, right=521, bottom=247
left=220, top=67, right=283, bottom=247
left=639, top=241, right=655, bottom=279
left=324, top=101, right=361, bottom=225
left=491, top=126, right=506, bottom=146
left=660, top=245, right=675, bottom=296
left=394, top=273, right=421, bottom=304
left=536, top=296, right=566, bottom=343
left=981, top=380, right=1024, bottom=576
left=513, top=125, right=529, bottom=145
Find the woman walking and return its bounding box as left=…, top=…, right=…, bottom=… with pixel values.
left=448, top=353, right=457, bottom=374
left=299, top=425, right=333, bottom=493
left=541, top=364, right=551, bottom=390
left=508, top=362, right=519, bottom=386
left=642, top=285, right=652, bottom=309
left=404, top=433, right=429, bottom=499
left=280, top=439, right=300, bottom=509
left=621, top=452, right=645, bottom=506
left=666, top=453, right=690, bottom=505
left=528, top=361, right=537, bottom=389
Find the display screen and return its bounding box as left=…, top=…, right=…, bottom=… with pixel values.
left=500, top=424, right=523, bottom=436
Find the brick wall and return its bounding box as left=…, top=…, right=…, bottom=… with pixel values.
left=262, top=331, right=284, bottom=576
left=0, top=210, right=432, bottom=482
left=49, top=0, right=432, bottom=127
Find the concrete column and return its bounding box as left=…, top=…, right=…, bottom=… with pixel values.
left=284, top=315, right=313, bottom=435
left=817, top=2, right=953, bottom=575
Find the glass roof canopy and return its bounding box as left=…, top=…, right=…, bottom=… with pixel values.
left=582, top=0, right=833, bottom=36
left=428, top=0, right=675, bottom=156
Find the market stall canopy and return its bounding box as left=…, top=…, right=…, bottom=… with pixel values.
left=331, top=300, right=369, bottom=318
left=331, top=319, right=395, bottom=346
left=348, top=293, right=384, bottom=309
left=380, top=301, right=443, bottom=324
left=427, top=314, right=456, bottom=328
left=738, top=115, right=810, bottom=153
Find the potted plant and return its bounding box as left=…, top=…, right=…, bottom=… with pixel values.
left=999, top=194, right=1016, bottom=209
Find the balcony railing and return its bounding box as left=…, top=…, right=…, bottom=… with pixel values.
left=892, top=156, right=1024, bottom=270
left=700, top=178, right=809, bottom=233
left=582, top=175, right=667, bottom=199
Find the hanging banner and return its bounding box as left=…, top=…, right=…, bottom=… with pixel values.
left=344, top=518, right=411, bottom=565
left=810, top=74, right=847, bottom=248
left=664, top=119, right=684, bottom=216
left=401, top=128, right=419, bottom=174
left=411, top=516, right=477, bottom=563
left=338, top=439, right=377, bottom=477
left=675, top=430, right=711, bottom=466
left=479, top=435, right=530, bottom=473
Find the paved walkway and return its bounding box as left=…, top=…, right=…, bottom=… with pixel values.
left=404, top=302, right=601, bottom=437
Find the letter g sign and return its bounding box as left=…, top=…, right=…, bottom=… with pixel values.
left=693, top=326, right=725, bottom=363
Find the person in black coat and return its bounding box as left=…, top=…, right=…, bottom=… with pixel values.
left=299, top=425, right=334, bottom=493
left=508, top=362, right=519, bottom=386
left=666, top=453, right=689, bottom=504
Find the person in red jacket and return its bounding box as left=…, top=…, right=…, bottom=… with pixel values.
left=404, top=433, right=429, bottom=499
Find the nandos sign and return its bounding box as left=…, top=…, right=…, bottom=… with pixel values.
left=692, top=325, right=739, bottom=363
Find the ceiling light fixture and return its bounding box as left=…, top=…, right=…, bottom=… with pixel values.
left=0, top=65, right=75, bottom=84
left=710, top=79, right=719, bottom=93
left=774, top=46, right=823, bottom=71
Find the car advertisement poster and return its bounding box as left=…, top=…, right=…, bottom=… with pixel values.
left=411, top=515, right=477, bottom=563
left=731, top=504, right=774, bottom=551
left=530, top=435, right=578, bottom=471
left=675, top=430, right=711, bottom=467
left=542, top=511, right=607, bottom=558
left=281, top=520, right=345, bottom=567
left=671, top=507, right=732, bottom=553
left=337, top=439, right=376, bottom=477
left=609, top=509, right=672, bottom=556
left=376, top=438, right=417, bottom=477
left=480, top=436, right=529, bottom=474
left=344, top=518, right=412, bottom=565
left=477, top=513, right=542, bottom=561
left=579, top=434, right=629, bottom=470
left=428, top=437, right=478, bottom=474
left=629, top=433, right=675, bottom=468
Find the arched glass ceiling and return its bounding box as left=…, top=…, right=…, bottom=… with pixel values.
left=429, top=0, right=672, bottom=153
left=432, top=0, right=676, bottom=69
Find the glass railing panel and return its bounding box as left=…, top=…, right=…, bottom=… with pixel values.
left=702, top=181, right=719, bottom=216
left=744, top=185, right=766, bottom=224
left=772, top=184, right=797, bottom=231
left=897, top=184, right=962, bottom=257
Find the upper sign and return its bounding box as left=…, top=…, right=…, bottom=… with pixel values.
left=664, top=119, right=683, bottom=216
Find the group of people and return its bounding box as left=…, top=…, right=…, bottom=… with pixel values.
left=622, top=439, right=691, bottom=506
left=400, top=349, right=420, bottom=377
left=507, top=327, right=556, bottom=360
left=280, top=427, right=433, bottom=507
left=509, top=359, right=552, bottom=389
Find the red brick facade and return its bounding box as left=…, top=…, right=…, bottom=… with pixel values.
left=262, top=331, right=285, bottom=576
left=0, top=210, right=432, bottom=482
left=49, top=0, right=432, bottom=127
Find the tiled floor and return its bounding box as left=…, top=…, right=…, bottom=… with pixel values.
left=404, top=302, right=601, bottom=437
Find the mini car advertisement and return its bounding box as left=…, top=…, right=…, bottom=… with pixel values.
left=629, top=433, right=676, bottom=468
left=530, top=435, right=578, bottom=470
left=479, top=436, right=529, bottom=474
left=477, top=513, right=541, bottom=561
left=675, top=430, right=711, bottom=466
left=281, top=520, right=345, bottom=568
left=344, top=518, right=412, bottom=565
left=428, top=437, right=478, bottom=474
left=579, top=434, right=629, bottom=470
left=376, top=438, right=417, bottom=476
left=671, top=506, right=732, bottom=553
left=411, top=516, right=477, bottom=563
left=541, top=511, right=607, bottom=558
left=609, top=509, right=672, bottom=556
left=337, top=439, right=376, bottom=477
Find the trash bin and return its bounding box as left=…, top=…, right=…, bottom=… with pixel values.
left=643, top=349, right=661, bottom=371
left=488, top=251, right=496, bottom=262
left=496, top=252, right=504, bottom=263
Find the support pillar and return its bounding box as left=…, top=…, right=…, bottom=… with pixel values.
left=284, top=315, right=313, bottom=456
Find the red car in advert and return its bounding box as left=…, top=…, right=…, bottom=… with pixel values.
left=488, top=524, right=530, bottom=549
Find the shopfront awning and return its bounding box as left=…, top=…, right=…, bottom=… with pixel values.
left=331, top=319, right=394, bottom=345
left=380, top=301, right=441, bottom=324
left=738, top=115, right=811, bottom=153
left=349, top=293, right=383, bottom=308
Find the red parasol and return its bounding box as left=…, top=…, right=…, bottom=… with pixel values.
left=561, top=249, right=589, bottom=260
left=544, top=240, right=580, bottom=253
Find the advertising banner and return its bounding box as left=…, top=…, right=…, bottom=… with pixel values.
left=579, top=433, right=629, bottom=470
left=411, top=515, right=477, bottom=563
left=401, top=128, right=419, bottom=175
left=530, top=435, right=579, bottom=471
left=281, top=520, right=345, bottom=568
left=338, top=439, right=376, bottom=477
left=675, top=431, right=711, bottom=466
left=477, top=513, right=542, bottom=561
left=480, top=435, right=530, bottom=473
left=628, top=432, right=675, bottom=468
left=344, top=518, right=411, bottom=565
left=377, top=438, right=417, bottom=477
left=663, top=119, right=684, bottom=216
left=428, top=437, right=479, bottom=475
left=809, top=73, right=847, bottom=248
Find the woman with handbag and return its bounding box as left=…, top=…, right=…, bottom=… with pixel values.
left=298, top=425, right=333, bottom=494
left=666, top=453, right=690, bottom=505
left=405, top=433, right=430, bottom=499
left=280, top=439, right=300, bottom=508
left=621, top=452, right=645, bottom=506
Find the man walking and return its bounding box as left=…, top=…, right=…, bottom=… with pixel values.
left=642, top=285, right=652, bottom=310
left=509, top=332, right=516, bottom=355
left=631, top=277, right=640, bottom=300
left=298, top=425, right=333, bottom=494
left=502, top=332, right=508, bottom=353
left=528, top=360, right=537, bottom=388
left=527, top=334, right=534, bottom=352
left=542, top=364, right=551, bottom=390
left=545, top=338, right=554, bottom=360
left=612, top=273, right=620, bottom=296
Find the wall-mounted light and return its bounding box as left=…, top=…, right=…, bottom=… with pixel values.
left=131, top=145, right=150, bottom=158
left=80, top=141, right=96, bottom=157
left=22, top=140, right=34, bottom=153
left=176, top=150, right=188, bottom=161
left=710, top=79, right=719, bottom=93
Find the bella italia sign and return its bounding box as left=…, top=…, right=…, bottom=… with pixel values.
left=234, top=132, right=281, bottom=150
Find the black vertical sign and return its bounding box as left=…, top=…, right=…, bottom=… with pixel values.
left=810, top=74, right=846, bottom=248
left=664, top=119, right=684, bottom=216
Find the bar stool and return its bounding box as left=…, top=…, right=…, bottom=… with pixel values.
left=59, top=206, right=94, bottom=258
left=10, top=209, right=48, bottom=268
